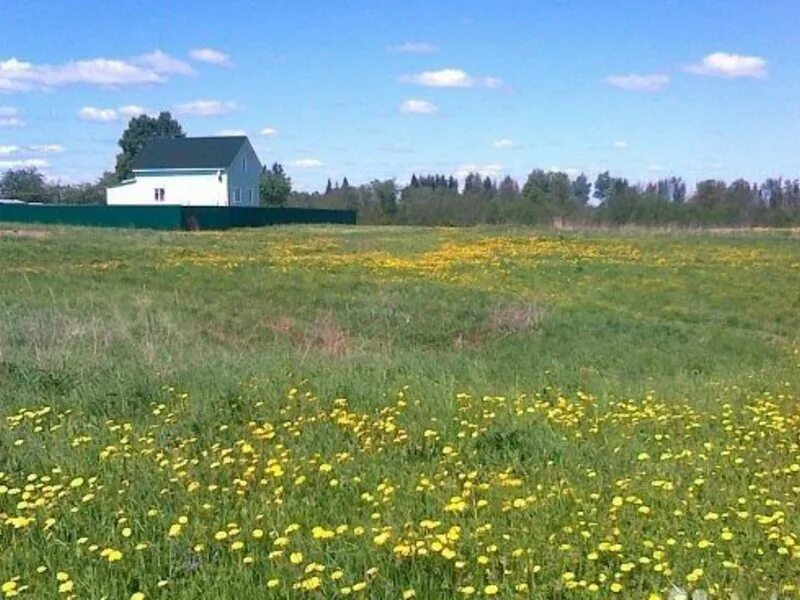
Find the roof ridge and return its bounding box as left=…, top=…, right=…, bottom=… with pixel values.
left=131, top=136, right=251, bottom=170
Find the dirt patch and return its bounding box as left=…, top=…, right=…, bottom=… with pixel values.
left=453, top=331, right=485, bottom=350
left=0, top=228, right=52, bottom=239
left=453, top=302, right=545, bottom=349
left=489, top=302, right=545, bottom=335
left=266, top=312, right=353, bottom=358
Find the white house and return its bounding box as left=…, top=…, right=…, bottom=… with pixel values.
left=106, top=136, right=261, bottom=206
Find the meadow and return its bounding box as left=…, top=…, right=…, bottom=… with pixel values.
left=1, top=225, right=799, bottom=599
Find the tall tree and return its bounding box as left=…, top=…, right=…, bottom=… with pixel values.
left=325, top=178, right=333, bottom=194
left=572, top=173, right=591, bottom=205
left=114, top=112, right=185, bottom=181
left=370, top=179, right=398, bottom=215
left=259, top=162, right=292, bottom=206
left=593, top=171, right=613, bottom=204
left=463, top=172, right=484, bottom=194
left=498, top=175, right=519, bottom=198
left=0, top=167, right=48, bottom=202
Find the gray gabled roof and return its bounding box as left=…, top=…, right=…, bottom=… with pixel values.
left=132, top=136, right=248, bottom=170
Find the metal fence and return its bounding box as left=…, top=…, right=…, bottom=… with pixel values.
left=0, top=204, right=356, bottom=230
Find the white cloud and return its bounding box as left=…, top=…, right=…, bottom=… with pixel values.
left=135, top=50, right=195, bottom=75
left=0, top=106, right=23, bottom=127
left=0, top=51, right=195, bottom=92
left=492, top=138, right=517, bottom=148
left=454, top=163, right=503, bottom=179
left=217, top=128, right=246, bottom=136
left=400, top=68, right=502, bottom=88
left=0, top=107, right=17, bottom=115
left=29, top=144, right=64, bottom=153
left=605, top=73, right=670, bottom=92
left=292, top=158, right=323, bottom=168
left=388, top=42, right=439, bottom=54
left=0, top=117, right=23, bottom=127
left=79, top=105, right=154, bottom=122
left=549, top=166, right=582, bottom=177
left=260, top=127, right=279, bottom=137
left=0, top=158, right=49, bottom=169
left=399, top=99, right=438, bottom=115
left=78, top=106, right=118, bottom=122
left=0, top=57, right=162, bottom=91
left=612, top=140, right=628, bottom=149
left=174, top=99, right=240, bottom=116
left=189, top=48, right=232, bottom=67
left=0, top=144, right=63, bottom=156
left=118, top=105, right=150, bottom=117
left=685, top=52, right=767, bottom=78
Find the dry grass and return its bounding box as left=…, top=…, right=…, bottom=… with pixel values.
left=454, top=302, right=545, bottom=349
left=489, top=302, right=545, bottom=335
left=0, top=228, right=52, bottom=239
left=267, top=312, right=353, bottom=358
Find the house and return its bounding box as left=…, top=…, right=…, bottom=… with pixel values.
left=106, top=136, right=261, bottom=206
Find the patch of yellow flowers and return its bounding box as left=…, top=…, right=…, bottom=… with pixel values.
left=2, top=384, right=800, bottom=597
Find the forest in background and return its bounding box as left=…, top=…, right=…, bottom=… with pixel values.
left=2, top=112, right=799, bottom=228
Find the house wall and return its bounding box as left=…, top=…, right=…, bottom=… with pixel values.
left=226, top=140, right=262, bottom=206
left=106, top=171, right=230, bottom=206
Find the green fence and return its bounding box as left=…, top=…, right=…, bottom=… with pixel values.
left=182, top=206, right=357, bottom=230
left=0, top=204, right=356, bottom=230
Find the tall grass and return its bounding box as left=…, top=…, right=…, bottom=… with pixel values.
left=1, top=225, right=798, bottom=598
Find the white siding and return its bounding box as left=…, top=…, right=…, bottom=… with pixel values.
left=107, top=171, right=229, bottom=206
left=226, top=140, right=262, bottom=206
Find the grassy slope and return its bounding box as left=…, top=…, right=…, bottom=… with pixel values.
left=1, top=225, right=799, bottom=598
left=2, top=226, right=797, bottom=404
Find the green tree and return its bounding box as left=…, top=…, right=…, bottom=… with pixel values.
left=572, top=173, right=591, bottom=205
left=260, top=162, right=292, bottom=206
left=370, top=179, right=397, bottom=215
left=0, top=167, right=49, bottom=202
left=593, top=171, right=613, bottom=204
left=114, top=112, right=185, bottom=181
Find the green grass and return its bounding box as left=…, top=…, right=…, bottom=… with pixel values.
left=1, top=225, right=799, bottom=599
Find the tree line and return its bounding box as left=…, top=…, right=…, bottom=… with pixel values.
left=286, top=170, right=800, bottom=227
left=2, top=111, right=799, bottom=227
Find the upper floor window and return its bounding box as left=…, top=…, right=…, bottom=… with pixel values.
left=154, top=188, right=165, bottom=202
left=242, top=158, right=247, bottom=173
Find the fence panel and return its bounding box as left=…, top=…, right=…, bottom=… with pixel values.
left=0, top=204, right=356, bottom=230
left=0, top=204, right=183, bottom=229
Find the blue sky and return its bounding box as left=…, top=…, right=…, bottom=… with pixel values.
left=1, top=0, right=798, bottom=191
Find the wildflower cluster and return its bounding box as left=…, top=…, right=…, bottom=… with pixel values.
left=2, top=384, right=799, bottom=598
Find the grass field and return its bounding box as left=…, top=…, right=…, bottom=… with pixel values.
left=1, top=225, right=799, bottom=599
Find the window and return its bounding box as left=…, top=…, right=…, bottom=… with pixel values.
left=233, top=188, right=240, bottom=204
left=248, top=188, right=253, bottom=204
left=154, top=188, right=165, bottom=202
left=242, top=158, right=247, bottom=173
